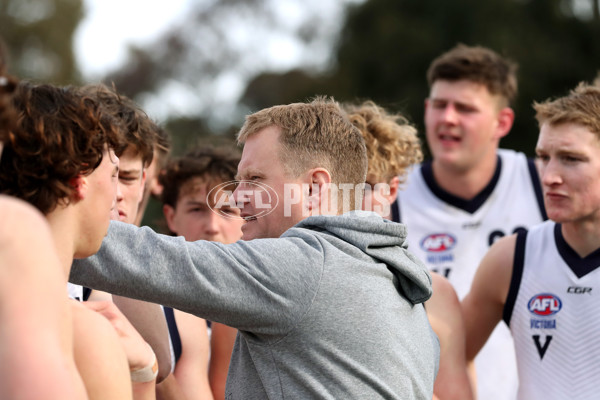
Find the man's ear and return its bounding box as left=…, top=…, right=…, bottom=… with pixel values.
left=387, top=176, right=400, bottom=204
left=163, top=204, right=177, bottom=233
left=306, top=168, right=332, bottom=213
left=494, top=107, right=515, bottom=140
left=69, top=175, right=87, bottom=201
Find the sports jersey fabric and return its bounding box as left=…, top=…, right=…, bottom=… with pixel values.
left=394, top=149, right=547, bottom=400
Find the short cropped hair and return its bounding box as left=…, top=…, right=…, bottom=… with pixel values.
left=160, top=145, right=240, bottom=208
left=534, top=82, right=600, bottom=137
left=237, top=97, right=368, bottom=211
left=0, top=82, right=123, bottom=214
left=427, top=44, right=518, bottom=107
left=81, top=83, right=156, bottom=166
left=344, top=101, right=423, bottom=185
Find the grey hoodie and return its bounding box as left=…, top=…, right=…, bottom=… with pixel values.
left=71, top=211, right=439, bottom=399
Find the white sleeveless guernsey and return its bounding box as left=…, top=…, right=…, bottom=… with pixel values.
left=67, top=282, right=83, bottom=301
left=395, top=149, right=546, bottom=400
left=506, top=221, right=600, bottom=400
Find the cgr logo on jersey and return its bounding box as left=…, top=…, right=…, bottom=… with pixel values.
left=420, top=233, right=456, bottom=252
left=528, top=293, right=562, bottom=316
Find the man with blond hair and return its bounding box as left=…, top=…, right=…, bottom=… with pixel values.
left=463, top=82, right=600, bottom=399
left=71, top=97, right=439, bottom=399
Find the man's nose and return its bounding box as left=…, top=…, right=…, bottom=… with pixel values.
left=203, top=212, right=220, bottom=234
left=541, top=160, right=562, bottom=187
left=116, top=181, right=124, bottom=201
left=232, top=184, right=252, bottom=207
left=440, top=104, right=459, bottom=124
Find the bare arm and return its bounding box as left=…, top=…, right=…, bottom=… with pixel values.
left=426, top=273, right=474, bottom=400
left=156, top=374, right=188, bottom=400
left=462, top=234, right=516, bottom=362
left=84, top=300, right=158, bottom=400
left=86, top=293, right=172, bottom=381
left=209, top=322, right=238, bottom=400
left=72, top=303, right=134, bottom=400
left=112, top=295, right=173, bottom=382
left=172, top=310, right=213, bottom=400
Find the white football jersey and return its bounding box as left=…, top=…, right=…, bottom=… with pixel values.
left=395, top=149, right=546, bottom=400
left=67, top=282, right=83, bottom=301
left=506, top=221, right=600, bottom=400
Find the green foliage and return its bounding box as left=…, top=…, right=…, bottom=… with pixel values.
left=0, top=0, right=83, bottom=84
left=242, top=0, right=600, bottom=157
left=164, top=116, right=238, bottom=158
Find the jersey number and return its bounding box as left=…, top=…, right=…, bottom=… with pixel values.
left=488, top=226, right=528, bottom=246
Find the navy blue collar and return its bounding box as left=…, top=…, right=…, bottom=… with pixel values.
left=421, top=156, right=502, bottom=214
left=554, top=223, right=600, bottom=278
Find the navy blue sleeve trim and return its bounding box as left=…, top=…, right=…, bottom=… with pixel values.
left=527, top=158, right=548, bottom=221
left=391, top=197, right=400, bottom=223
left=163, top=306, right=182, bottom=364
left=82, top=287, right=92, bottom=301
left=503, top=230, right=527, bottom=327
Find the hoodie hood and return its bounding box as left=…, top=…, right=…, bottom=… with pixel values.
left=293, top=211, right=432, bottom=304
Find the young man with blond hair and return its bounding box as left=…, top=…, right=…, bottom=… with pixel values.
left=463, top=82, right=600, bottom=399
left=71, top=97, right=439, bottom=400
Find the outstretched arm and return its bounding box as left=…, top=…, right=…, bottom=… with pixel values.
left=70, top=221, right=322, bottom=332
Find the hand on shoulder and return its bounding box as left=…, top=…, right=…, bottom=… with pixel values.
left=83, top=300, right=156, bottom=373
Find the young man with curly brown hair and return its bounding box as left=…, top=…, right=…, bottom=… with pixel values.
left=0, top=81, right=158, bottom=400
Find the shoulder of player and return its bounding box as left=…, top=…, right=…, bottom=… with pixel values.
left=71, top=300, right=124, bottom=344
left=427, top=273, right=463, bottom=338
left=472, top=234, right=517, bottom=303
left=497, top=148, right=526, bottom=159
left=430, top=273, right=460, bottom=309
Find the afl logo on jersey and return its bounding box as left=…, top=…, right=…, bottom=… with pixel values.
left=528, top=293, right=562, bottom=316
left=420, top=233, right=456, bottom=252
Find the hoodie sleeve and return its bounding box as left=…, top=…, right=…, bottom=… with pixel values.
left=69, top=221, right=324, bottom=336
